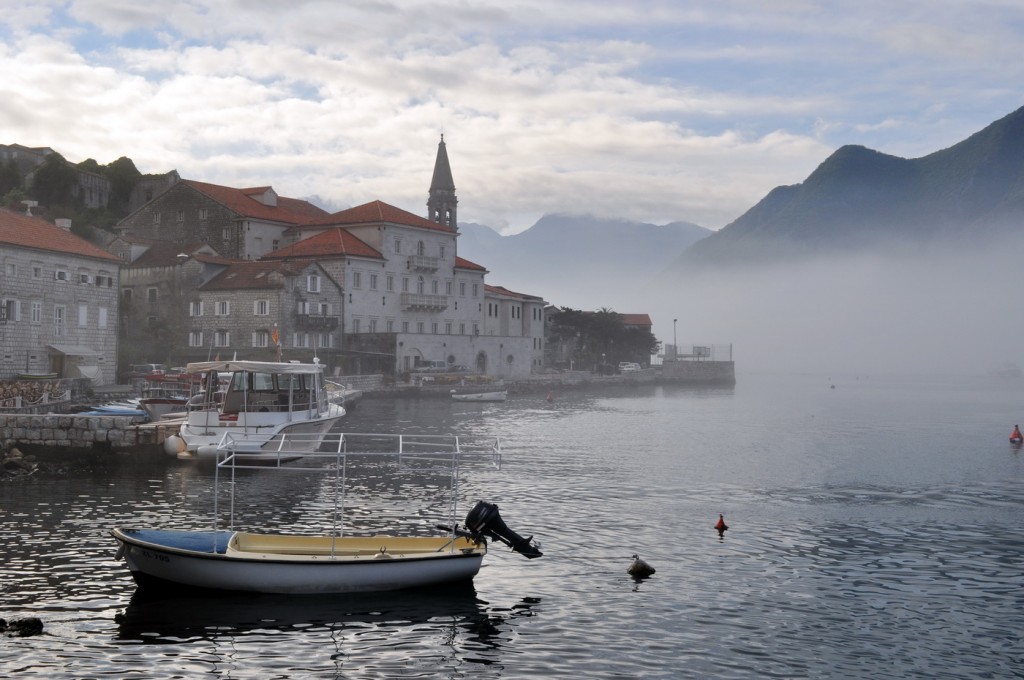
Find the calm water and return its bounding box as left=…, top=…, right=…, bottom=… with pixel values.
left=2, top=372, right=1023, bottom=678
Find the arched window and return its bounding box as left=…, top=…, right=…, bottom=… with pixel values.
left=417, top=276, right=425, bottom=294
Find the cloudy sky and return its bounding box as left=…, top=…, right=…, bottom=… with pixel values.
left=1, top=1, right=1021, bottom=234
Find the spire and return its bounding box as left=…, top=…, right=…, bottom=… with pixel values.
left=427, top=134, right=458, bottom=230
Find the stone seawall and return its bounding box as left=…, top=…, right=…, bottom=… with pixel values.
left=0, top=414, right=177, bottom=453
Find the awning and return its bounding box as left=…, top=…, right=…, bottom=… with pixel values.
left=48, top=344, right=101, bottom=357
left=73, top=365, right=102, bottom=382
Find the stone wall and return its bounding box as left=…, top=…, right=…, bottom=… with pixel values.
left=0, top=414, right=175, bottom=452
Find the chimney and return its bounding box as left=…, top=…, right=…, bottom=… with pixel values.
left=55, top=218, right=72, bottom=231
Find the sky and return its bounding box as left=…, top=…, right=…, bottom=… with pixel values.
left=1, top=1, right=1022, bottom=235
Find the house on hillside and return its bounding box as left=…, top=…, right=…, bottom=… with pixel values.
left=114, top=179, right=329, bottom=260
left=0, top=209, right=121, bottom=383
left=0, top=143, right=112, bottom=209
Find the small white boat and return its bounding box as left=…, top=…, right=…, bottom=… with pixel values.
left=451, top=390, right=507, bottom=402
left=163, top=359, right=345, bottom=463
left=112, top=433, right=542, bottom=594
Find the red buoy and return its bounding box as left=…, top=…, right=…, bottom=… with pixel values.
left=715, top=514, right=729, bottom=536
left=1011, top=425, right=1022, bottom=445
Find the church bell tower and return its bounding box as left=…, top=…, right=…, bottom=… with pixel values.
left=427, top=134, right=458, bottom=230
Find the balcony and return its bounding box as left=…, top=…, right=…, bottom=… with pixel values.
left=407, top=255, right=439, bottom=272
left=400, top=293, right=448, bottom=311
left=294, top=315, right=339, bottom=331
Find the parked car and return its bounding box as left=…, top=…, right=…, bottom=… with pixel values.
left=128, top=363, right=167, bottom=380
left=618, top=362, right=641, bottom=373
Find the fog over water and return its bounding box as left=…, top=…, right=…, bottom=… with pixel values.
left=643, top=236, right=1023, bottom=377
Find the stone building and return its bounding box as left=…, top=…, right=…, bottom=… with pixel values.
left=189, top=259, right=343, bottom=366
left=0, top=209, right=121, bottom=383
left=114, top=179, right=329, bottom=260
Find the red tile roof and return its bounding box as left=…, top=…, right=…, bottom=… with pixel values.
left=455, top=256, right=486, bottom=271
left=306, top=200, right=455, bottom=233
left=620, top=313, right=653, bottom=327
left=485, top=284, right=544, bottom=301
left=129, top=241, right=209, bottom=268
left=262, top=228, right=382, bottom=261
left=199, top=259, right=319, bottom=291
left=184, top=180, right=328, bottom=224
left=0, top=209, right=120, bottom=262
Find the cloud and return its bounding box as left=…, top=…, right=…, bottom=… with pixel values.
left=1, top=1, right=1022, bottom=233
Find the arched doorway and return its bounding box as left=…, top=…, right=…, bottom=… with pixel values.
left=475, top=351, right=488, bottom=374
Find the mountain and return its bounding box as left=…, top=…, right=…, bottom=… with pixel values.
left=457, top=214, right=710, bottom=310
left=671, top=105, right=1024, bottom=269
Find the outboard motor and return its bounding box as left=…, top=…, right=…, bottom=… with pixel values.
left=464, top=500, right=543, bottom=559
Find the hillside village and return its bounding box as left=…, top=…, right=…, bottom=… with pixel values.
left=0, top=139, right=658, bottom=386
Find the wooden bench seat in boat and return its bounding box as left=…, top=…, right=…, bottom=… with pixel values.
left=228, top=532, right=481, bottom=557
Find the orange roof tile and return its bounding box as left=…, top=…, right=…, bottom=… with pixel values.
left=307, top=200, right=455, bottom=233
left=263, top=228, right=382, bottom=261
left=183, top=180, right=328, bottom=224
left=0, top=209, right=120, bottom=262
left=620, top=313, right=653, bottom=326
left=455, top=256, right=486, bottom=271
left=129, top=241, right=210, bottom=267
left=484, top=284, right=545, bottom=301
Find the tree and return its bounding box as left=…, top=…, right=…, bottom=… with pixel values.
left=29, top=152, right=77, bottom=206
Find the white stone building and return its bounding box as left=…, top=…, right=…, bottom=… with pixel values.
left=0, top=210, right=121, bottom=383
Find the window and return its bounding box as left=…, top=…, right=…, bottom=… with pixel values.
left=33, top=266, right=41, bottom=279
left=417, top=322, right=424, bottom=333
left=147, top=287, right=158, bottom=303
left=417, top=241, right=425, bottom=256
left=402, top=321, right=409, bottom=333
left=431, top=280, right=438, bottom=294
left=189, top=301, right=203, bottom=317
left=394, top=239, right=401, bottom=254
left=353, top=272, right=362, bottom=289
left=189, top=331, right=203, bottom=347
left=79, top=273, right=91, bottom=284
left=31, top=301, right=42, bottom=324
left=402, top=277, right=409, bottom=292
left=4, top=263, right=15, bottom=276
left=215, top=301, right=230, bottom=316
left=199, top=208, right=209, bottom=220
left=122, top=289, right=133, bottom=302
left=55, top=269, right=68, bottom=282
left=1, top=299, right=18, bottom=322
left=417, top=277, right=424, bottom=294
left=370, top=274, right=378, bottom=290
left=440, top=245, right=446, bottom=259
left=153, top=212, right=161, bottom=225
left=386, top=275, right=394, bottom=292
left=78, top=303, right=88, bottom=327
left=460, top=282, right=465, bottom=296
left=473, top=323, right=479, bottom=335
left=318, top=333, right=332, bottom=348
left=297, top=300, right=310, bottom=315
left=431, top=322, right=438, bottom=334
left=98, top=307, right=108, bottom=329
left=222, top=227, right=231, bottom=243
left=369, top=319, right=377, bottom=333
left=254, top=300, right=269, bottom=316
left=472, top=284, right=478, bottom=297
left=292, top=332, right=309, bottom=348
left=307, top=274, right=320, bottom=293
left=459, top=323, right=465, bottom=335
left=318, top=302, right=330, bottom=316
left=446, top=281, right=452, bottom=295
left=445, top=322, right=451, bottom=334
left=386, top=319, right=394, bottom=332
left=215, top=330, right=230, bottom=347
left=176, top=210, right=184, bottom=223
left=353, top=319, right=361, bottom=333
left=54, top=306, right=66, bottom=337
left=252, top=331, right=269, bottom=348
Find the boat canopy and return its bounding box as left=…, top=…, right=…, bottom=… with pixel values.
left=185, top=360, right=325, bottom=375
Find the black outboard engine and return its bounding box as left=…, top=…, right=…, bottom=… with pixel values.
left=464, top=500, right=543, bottom=559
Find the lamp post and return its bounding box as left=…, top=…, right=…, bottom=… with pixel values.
left=673, top=318, right=677, bottom=360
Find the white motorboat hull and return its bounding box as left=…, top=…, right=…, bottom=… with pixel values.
left=451, top=391, right=507, bottom=402
left=111, top=529, right=485, bottom=594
